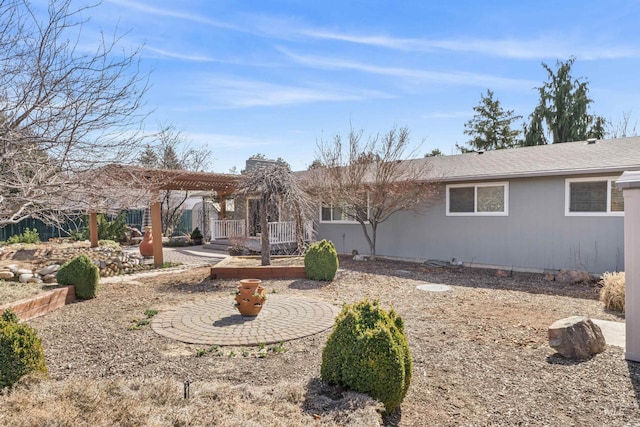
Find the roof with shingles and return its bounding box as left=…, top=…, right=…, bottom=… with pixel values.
left=408, top=136, right=640, bottom=182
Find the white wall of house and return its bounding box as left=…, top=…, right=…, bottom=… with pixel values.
left=317, top=174, right=625, bottom=273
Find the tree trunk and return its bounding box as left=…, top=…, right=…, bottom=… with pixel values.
left=260, top=197, right=271, bottom=266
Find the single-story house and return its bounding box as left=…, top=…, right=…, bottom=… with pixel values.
left=316, top=137, right=640, bottom=273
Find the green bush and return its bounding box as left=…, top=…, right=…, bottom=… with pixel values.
left=56, top=254, right=100, bottom=300
left=305, top=240, right=339, bottom=281
left=321, top=300, right=412, bottom=414
left=190, top=227, right=203, bottom=241
left=0, top=309, right=48, bottom=388
left=6, top=228, right=40, bottom=244
left=81, top=212, right=128, bottom=242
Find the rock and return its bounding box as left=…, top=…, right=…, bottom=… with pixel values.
left=38, top=264, right=60, bottom=276
left=544, top=272, right=556, bottom=281
left=6, top=264, right=18, bottom=273
left=0, top=271, right=14, bottom=279
left=19, top=273, right=34, bottom=283
left=43, top=274, right=57, bottom=283
left=16, top=268, right=33, bottom=275
left=555, top=270, right=592, bottom=284
left=548, top=316, right=606, bottom=359
left=353, top=254, right=366, bottom=261
left=128, top=226, right=143, bottom=238
left=495, top=269, right=509, bottom=277
left=27, top=277, right=42, bottom=284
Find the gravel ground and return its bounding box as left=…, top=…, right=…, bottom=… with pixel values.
left=8, top=256, right=640, bottom=426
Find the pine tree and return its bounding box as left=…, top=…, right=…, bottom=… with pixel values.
left=460, top=89, right=522, bottom=152
left=525, top=57, right=605, bottom=144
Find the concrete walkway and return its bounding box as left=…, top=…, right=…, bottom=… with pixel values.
left=593, top=318, right=625, bottom=348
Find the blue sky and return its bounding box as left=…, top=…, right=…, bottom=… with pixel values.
left=75, top=0, right=640, bottom=172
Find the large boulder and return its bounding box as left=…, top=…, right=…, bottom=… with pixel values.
left=548, top=316, right=606, bottom=359
left=555, top=270, right=593, bottom=284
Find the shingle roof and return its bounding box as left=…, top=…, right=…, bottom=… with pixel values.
left=410, top=136, right=640, bottom=182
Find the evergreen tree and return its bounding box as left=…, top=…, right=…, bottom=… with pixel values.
left=525, top=57, right=605, bottom=144
left=460, top=89, right=522, bottom=152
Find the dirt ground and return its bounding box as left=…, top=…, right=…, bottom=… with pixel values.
left=1, top=256, right=639, bottom=426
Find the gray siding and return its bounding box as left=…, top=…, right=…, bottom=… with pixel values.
left=317, top=175, right=624, bottom=273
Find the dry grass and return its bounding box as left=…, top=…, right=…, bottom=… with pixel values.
left=600, top=271, right=625, bottom=313
left=0, top=375, right=382, bottom=427
left=1, top=257, right=638, bottom=425
left=0, top=281, right=52, bottom=305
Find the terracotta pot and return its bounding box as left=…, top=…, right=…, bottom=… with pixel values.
left=139, top=226, right=154, bottom=257
left=235, top=279, right=266, bottom=317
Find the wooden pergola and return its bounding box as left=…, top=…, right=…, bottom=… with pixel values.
left=88, top=166, right=240, bottom=267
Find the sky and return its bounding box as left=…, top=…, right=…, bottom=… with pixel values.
left=64, top=0, right=640, bottom=172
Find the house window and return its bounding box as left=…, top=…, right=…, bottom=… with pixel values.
left=320, top=200, right=368, bottom=223
left=446, top=182, right=508, bottom=216
left=565, top=177, right=624, bottom=216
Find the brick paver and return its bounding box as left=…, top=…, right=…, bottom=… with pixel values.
left=151, top=295, right=340, bottom=346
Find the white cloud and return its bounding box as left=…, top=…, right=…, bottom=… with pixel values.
left=279, top=49, right=537, bottom=90
left=189, top=76, right=394, bottom=108
left=296, top=29, right=640, bottom=61
left=105, top=0, right=241, bottom=30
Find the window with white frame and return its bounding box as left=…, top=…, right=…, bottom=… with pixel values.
left=320, top=199, right=368, bottom=223
left=446, top=182, right=509, bottom=216
left=565, top=177, right=624, bottom=216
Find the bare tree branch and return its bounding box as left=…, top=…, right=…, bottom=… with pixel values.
left=0, top=0, right=150, bottom=227
left=311, top=125, right=440, bottom=260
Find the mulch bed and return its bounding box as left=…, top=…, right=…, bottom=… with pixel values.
left=6, top=255, right=640, bottom=425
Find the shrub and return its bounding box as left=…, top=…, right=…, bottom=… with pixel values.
left=190, top=227, right=203, bottom=241
left=305, top=240, right=339, bottom=281
left=321, top=299, right=412, bottom=414
left=81, top=212, right=128, bottom=242
left=600, top=271, right=625, bottom=313
left=56, top=254, right=100, bottom=300
left=6, top=228, right=40, bottom=244
left=0, top=309, right=48, bottom=388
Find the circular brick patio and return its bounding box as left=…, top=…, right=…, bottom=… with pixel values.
left=151, top=295, right=340, bottom=346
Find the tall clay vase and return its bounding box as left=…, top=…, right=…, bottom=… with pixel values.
left=139, top=226, right=154, bottom=257
left=235, top=279, right=266, bottom=317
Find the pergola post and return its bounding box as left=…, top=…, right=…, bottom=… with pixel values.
left=617, top=171, right=640, bottom=361
left=150, top=195, right=164, bottom=267
left=220, top=193, right=227, bottom=220
left=89, top=211, right=99, bottom=248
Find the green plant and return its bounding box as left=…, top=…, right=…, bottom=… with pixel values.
left=55, top=254, right=100, bottom=300
left=258, top=342, right=266, bottom=350
left=269, top=342, right=287, bottom=354
left=600, top=271, right=625, bottom=313
left=6, top=228, right=40, bottom=244
left=305, top=239, right=339, bottom=281
left=144, top=309, right=158, bottom=318
left=0, top=309, right=48, bottom=388
left=81, top=212, right=128, bottom=242
left=321, top=299, right=412, bottom=414
left=190, top=228, right=203, bottom=241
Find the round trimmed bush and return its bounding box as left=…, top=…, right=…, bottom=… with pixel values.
left=56, top=254, right=100, bottom=300
left=321, top=299, right=412, bottom=414
left=305, top=240, right=339, bottom=281
left=0, top=309, right=48, bottom=388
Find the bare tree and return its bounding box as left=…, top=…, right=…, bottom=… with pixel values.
left=238, top=161, right=313, bottom=266
left=0, top=0, right=149, bottom=226
left=607, top=111, right=638, bottom=139
left=140, top=125, right=211, bottom=236
left=313, top=126, right=439, bottom=261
